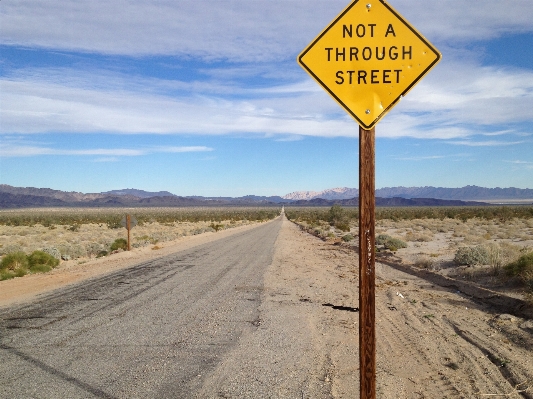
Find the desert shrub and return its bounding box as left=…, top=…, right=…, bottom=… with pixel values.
left=68, top=224, right=80, bottom=232
left=0, top=244, right=23, bottom=256
left=0, top=251, right=29, bottom=271
left=415, top=256, right=435, bottom=270
left=57, top=243, right=87, bottom=260
left=376, top=234, right=407, bottom=251
left=97, top=250, right=108, bottom=258
left=405, top=231, right=434, bottom=242
left=69, top=244, right=86, bottom=259
left=1, top=271, right=15, bottom=280
left=110, top=238, right=128, bottom=251
left=505, top=252, right=533, bottom=283
left=313, top=228, right=324, bottom=237
left=454, top=245, right=489, bottom=266
left=335, top=222, right=351, bottom=232
left=485, top=242, right=521, bottom=274
left=210, top=223, right=224, bottom=232
left=42, top=246, right=61, bottom=260
left=342, top=234, right=354, bottom=242
left=86, top=242, right=104, bottom=257
left=192, top=228, right=207, bottom=235
left=106, top=219, right=122, bottom=229
left=28, top=250, right=60, bottom=272
left=1, top=268, right=27, bottom=280
left=328, top=205, right=351, bottom=231
left=376, top=234, right=392, bottom=245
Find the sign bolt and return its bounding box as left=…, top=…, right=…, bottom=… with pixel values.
left=366, top=3, right=371, bottom=9
left=365, top=109, right=371, bottom=114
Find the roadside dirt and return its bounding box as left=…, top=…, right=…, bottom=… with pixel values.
left=200, top=217, right=533, bottom=398
left=273, top=220, right=533, bottom=398
left=1, top=216, right=532, bottom=398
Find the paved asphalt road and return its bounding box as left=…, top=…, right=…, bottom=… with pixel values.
left=0, top=218, right=282, bottom=398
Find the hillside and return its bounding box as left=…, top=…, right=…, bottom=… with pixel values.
left=1, top=184, right=530, bottom=208
left=283, top=185, right=533, bottom=201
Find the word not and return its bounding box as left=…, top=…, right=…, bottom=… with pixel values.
left=342, top=23, right=397, bottom=38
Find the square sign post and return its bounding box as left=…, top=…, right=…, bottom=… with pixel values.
left=298, top=1, right=440, bottom=397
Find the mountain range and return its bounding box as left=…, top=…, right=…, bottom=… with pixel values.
left=283, top=186, right=533, bottom=201
left=0, top=184, right=531, bottom=209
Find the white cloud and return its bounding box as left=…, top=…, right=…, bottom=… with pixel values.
left=393, top=0, right=533, bottom=42
left=505, top=160, right=533, bottom=169
left=507, top=160, right=533, bottom=164
left=93, top=157, right=120, bottom=163
left=1, top=1, right=342, bottom=61
left=0, top=142, right=213, bottom=158
left=275, top=135, right=305, bottom=142
left=395, top=155, right=445, bottom=161
left=2, top=49, right=533, bottom=140
left=1, top=1, right=532, bottom=61
left=446, top=140, right=526, bottom=147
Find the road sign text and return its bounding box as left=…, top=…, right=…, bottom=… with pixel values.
left=298, top=0, right=441, bottom=129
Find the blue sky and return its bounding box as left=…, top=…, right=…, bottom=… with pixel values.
left=1, top=0, right=532, bottom=197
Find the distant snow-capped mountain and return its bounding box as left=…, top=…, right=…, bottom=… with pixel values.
left=282, top=187, right=359, bottom=200
left=283, top=185, right=533, bottom=201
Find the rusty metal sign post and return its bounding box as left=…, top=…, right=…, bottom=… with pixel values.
left=121, top=214, right=138, bottom=251
left=298, top=1, right=440, bottom=397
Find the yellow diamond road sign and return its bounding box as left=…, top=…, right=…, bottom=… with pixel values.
left=298, top=0, right=441, bottom=129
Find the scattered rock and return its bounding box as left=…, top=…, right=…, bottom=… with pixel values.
left=519, top=320, right=533, bottom=331
left=498, top=314, right=515, bottom=322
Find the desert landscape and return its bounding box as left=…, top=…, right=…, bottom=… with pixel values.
left=286, top=206, right=533, bottom=304
left=0, top=207, right=279, bottom=281
left=1, top=206, right=532, bottom=397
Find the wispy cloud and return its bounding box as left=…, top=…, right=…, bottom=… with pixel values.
left=0, top=143, right=213, bottom=158
left=394, top=155, right=445, bottom=161
left=275, top=135, right=304, bottom=142
left=158, top=146, right=214, bottom=153
left=2, top=1, right=532, bottom=61
left=505, top=160, right=533, bottom=169
left=446, top=140, right=526, bottom=147
left=2, top=59, right=532, bottom=141
left=93, top=157, right=120, bottom=163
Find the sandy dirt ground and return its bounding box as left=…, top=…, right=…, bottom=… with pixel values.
left=1, top=217, right=532, bottom=398
left=272, top=220, right=533, bottom=398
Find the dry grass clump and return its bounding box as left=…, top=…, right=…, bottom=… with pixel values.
left=376, top=235, right=407, bottom=251
left=505, top=252, right=533, bottom=295
left=414, top=255, right=436, bottom=270
left=454, top=245, right=491, bottom=266
left=0, top=250, right=59, bottom=281
left=453, top=242, right=522, bottom=268
left=404, top=230, right=434, bottom=242
left=485, top=242, right=522, bottom=275
left=462, top=234, right=487, bottom=245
